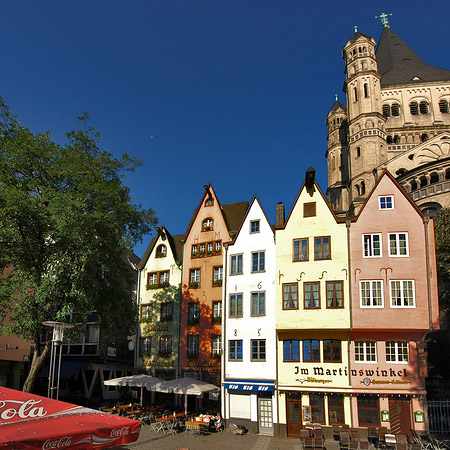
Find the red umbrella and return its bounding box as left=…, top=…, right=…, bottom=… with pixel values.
left=0, top=387, right=141, bottom=449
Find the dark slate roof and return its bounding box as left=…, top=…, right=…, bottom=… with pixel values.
left=138, top=229, right=185, bottom=268
left=376, top=27, right=450, bottom=86
left=328, top=100, right=347, bottom=114
left=221, top=201, right=249, bottom=233
left=348, top=31, right=373, bottom=43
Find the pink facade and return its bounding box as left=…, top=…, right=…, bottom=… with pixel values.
left=348, top=172, right=439, bottom=432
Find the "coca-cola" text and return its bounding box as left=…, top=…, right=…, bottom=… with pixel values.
left=0, top=399, right=47, bottom=420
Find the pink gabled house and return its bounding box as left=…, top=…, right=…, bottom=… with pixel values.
left=348, top=171, right=439, bottom=433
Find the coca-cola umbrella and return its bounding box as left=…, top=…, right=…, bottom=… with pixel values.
left=0, top=386, right=141, bottom=449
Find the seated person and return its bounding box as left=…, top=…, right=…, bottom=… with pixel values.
left=214, top=412, right=223, bottom=432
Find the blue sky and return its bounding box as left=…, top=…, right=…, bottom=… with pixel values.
left=2, top=1, right=450, bottom=258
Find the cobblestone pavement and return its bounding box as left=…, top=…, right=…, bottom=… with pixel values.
left=114, top=426, right=343, bottom=450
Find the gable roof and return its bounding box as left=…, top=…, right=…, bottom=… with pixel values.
left=221, top=201, right=250, bottom=233
left=376, top=27, right=450, bottom=86
left=138, top=227, right=184, bottom=268
left=327, top=100, right=347, bottom=115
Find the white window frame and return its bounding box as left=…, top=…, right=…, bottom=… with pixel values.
left=386, top=341, right=409, bottom=363
left=214, top=266, right=223, bottom=281
left=190, top=269, right=200, bottom=283
left=390, top=280, right=415, bottom=308
left=355, top=341, right=377, bottom=363
left=159, top=271, right=169, bottom=283
left=360, top=280, right=383, bottom=308
left=379, top=195, right=394, bottom=210
left=141, top=305, right=151, bottom=319
left=212, top=335, right=222, bottom=355
left=213, top=301, right=222, bottom=319
left=141, top=337, right=151, bottom=354
left=388, top=232, right=409, bottom=257
left=363, top=233, right=382, bottom=257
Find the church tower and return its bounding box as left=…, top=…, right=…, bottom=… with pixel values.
left=326, top=98, right=349, bottom=214
left=342, top=29, right=387, bottom=214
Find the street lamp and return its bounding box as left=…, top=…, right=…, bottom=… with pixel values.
left=42, top=321, right=74, bottom=400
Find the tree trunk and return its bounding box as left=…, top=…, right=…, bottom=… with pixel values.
left=22, top=340, right=51, bottom=393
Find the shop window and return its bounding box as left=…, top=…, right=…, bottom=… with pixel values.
left=328, top=394, right=344, bottom=424
left=310, top=393, right=325, bottom=424
left=357, top=395, right=380, bottom=425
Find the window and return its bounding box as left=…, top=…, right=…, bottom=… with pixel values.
left=191, top=244, right=198, bottom=257
left=156, top=244, right=167, bottom=258
left=229, top=293, right=243, bottom=318
left=303, top=339, right=320, bottom=362
left=328, top=394, right=344, bottom=424
left=363, top=234, right=382, bottom=257
left=388, top=233, right=408, bottom=256
left=326, top=281, right=343, bottom=308
left=212, top=335, right=222, bottom=357
left=356, top=147, right=361, bottom=157
left=215, top=241, right=222, bottom=253
left=439, top=99, right=450, bottom=113
left=251, top=339, right=266, bottom=361
left=360, top=280, right=383, bottom=307
left=310, top=393, right=325, bottom=424
left=391, top=103, right=400, bottom=116
left=293, top=238, right=309, bottom=262
left=160, top=302, right=173, bottom=321
left=379, top=195, right=394, bottom=210
left=314, top=236, right=331, bottom=260
left=230, top=254, right=243, bottom=275
left=410, top=101, right=418, bottom=115
left=199, top=243, right=205, bottom=255
left=147, top=272, right=157, bottom=286
left=140, top=337, right=151, bottom=355
left=358, top=395, right=379, bottom=425
left=187, top=335, right=199, bottom=358
left=207, top=242, right=213, bottom=254
left=386, top=341, right=409, bottom=362
left=189, top=269, right=200, bottom=288
left=159, top=335, right=172, bottom=354
left=304, top=202, right=316, bottom=217
left=250, top=220, right=260, bottom=233
left=304, top=282, right=320, bottom=309
left=363, top=83, right=369, bottom=98
left=141, top=304, right=151, bottom=320
left=213, top=266, right=223, bottom=287
left=147, top=271, right=169, bottom=288
left=419, top=101, right=429, bottom=114
left=188, top=303, right=200, bottom=325
left=283, top=283, right=298, bottom=309
left=323, top=339, right=342, bottom=362
left=229, top=340, right=243, bottom=361
left=202, top=218, right=213, bottom=231
left=252, top=251, right=265, bottom=272
left=212, top=301, right=222, bottom=324
left=251, top=291, right=266, bottom=316
left=283, top=340, right=300, bottom=361
left=355, top=341, right=376, bottom=362
left=390, top=280, right=415, bottom=307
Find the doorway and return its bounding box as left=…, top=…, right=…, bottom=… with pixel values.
left=389, top=398, right=412, bottom=435
left=286, top=394, right=302, bottom=437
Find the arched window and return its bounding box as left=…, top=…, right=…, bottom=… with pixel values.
left=410, top=102, right=418, bottom=115
left=202, top=218, right=213, bottom=231
left=446, top=168, right=450, bottom=180
left=356, top=147, right=361, bottom=158
left=360, top=181, right=365, bottom=195
left=439, top=99, right=449, bottom=113
left=419, top=101, right=429, bottom=114
left=156, top=244, right=167, bottom=258
left=430, top=172, right=439, bottom=184
left=391, top=103, right=400, bottom=116
left=411, top=180, right=418, bottom=191
left=353, top=87, right=358, bottom=102
left=356, top=185, right=360, bottom=196
left=393, top=135, right=400, bottom=144
left=383, top=104, right=390, bottom=117
left=421, top=133, right=429, bottom=142
left=419, top=176, right=428, bottom=188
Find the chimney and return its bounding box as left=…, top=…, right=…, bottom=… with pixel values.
left=276, top=202, right=285, bottom=226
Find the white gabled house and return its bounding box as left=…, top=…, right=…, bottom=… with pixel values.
left=222, top=196, right=278, bottom=435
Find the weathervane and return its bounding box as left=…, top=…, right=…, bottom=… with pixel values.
left=375, top=12, right=392, bottom=28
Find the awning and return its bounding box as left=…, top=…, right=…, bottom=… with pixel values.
left=38, top=360, right=86, bottom=379
left=224, top=379, right=275, bottom=392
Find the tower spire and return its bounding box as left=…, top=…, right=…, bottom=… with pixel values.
left=375, top=12, right=392, bottom=28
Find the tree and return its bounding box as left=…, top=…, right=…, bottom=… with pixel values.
left=0, top=98, right=157, bottom=392
left=434, top=208, right=450, bottom=314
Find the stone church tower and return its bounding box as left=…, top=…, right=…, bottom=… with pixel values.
left=327, top=17, right=450, bottom=216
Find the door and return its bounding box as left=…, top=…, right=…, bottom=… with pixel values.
left=389, top=398, right=412, bottom=435
left=287, top=397, right=302, bottom=437
left=258, top=397, right=274, bottom=436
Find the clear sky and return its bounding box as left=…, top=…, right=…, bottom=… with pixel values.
left=2, top=1, right=450, bottom=258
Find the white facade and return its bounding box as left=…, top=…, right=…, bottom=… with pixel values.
left=222, top=197, right=278, bottom=435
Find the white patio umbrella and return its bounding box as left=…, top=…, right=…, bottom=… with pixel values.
left=146, top=376, right=220, bottom=415
left=104, top=374, right=163, bottom=406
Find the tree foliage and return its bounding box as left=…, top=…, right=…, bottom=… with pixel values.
left=434, top=208, right=450, bottom=313
left=0, top=98, right=157, bottom=391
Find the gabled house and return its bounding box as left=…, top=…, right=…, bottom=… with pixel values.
left=275, top=169, right=351, bottom=437
left=222, top=196, right=277, bottom=435
left=136, top=226, right=183, bottom=380
left=179, top=184, right=247, bottom=400
left=348, top=171, right=439, bottom=433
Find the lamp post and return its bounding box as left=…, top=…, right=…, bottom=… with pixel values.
left=42, top=321, right=74, bottom=400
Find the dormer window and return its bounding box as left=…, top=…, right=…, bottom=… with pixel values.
left=202, top=218, right=213, bottom=231
left=156, top=244, right=167, bottom=258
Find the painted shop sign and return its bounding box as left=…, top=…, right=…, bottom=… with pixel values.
left=146, top=325, right=169, bottom=331
left=187, top=361, right=220, bottom=368
left=143, top=360, right=174, bottom=367
left=294, top=366, right=348, bottom=376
